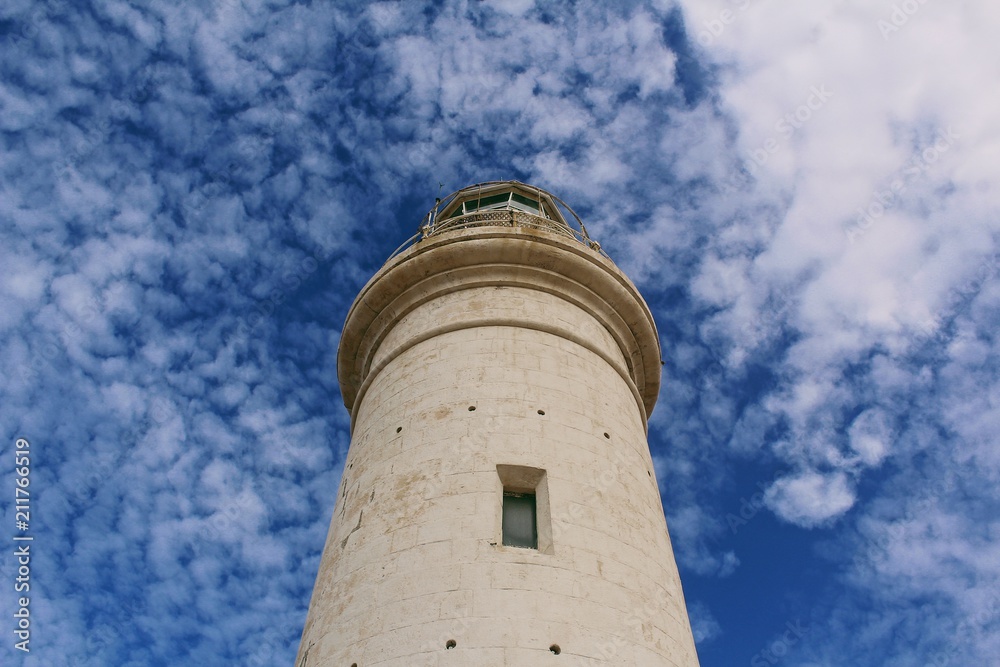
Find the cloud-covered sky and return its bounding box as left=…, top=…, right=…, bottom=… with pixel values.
left=1, top=1, right=998, bottom=665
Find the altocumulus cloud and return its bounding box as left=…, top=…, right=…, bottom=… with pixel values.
left=0, top=0, right=998, bottom=666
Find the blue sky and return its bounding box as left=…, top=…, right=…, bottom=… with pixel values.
left=1, top=1, right=998, bottom=665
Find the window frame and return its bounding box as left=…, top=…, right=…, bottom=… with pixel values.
left=495, top=464, right=552, bottom=554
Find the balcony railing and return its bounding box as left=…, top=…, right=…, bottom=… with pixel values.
left=387, top=182, right=606, bottom=261
left=427, top=208, right=577, bottom=239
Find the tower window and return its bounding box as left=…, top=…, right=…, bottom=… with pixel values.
left=446, top=189, right=546, bottom=218
left=496, top=464, right=552, bottom=554
left=502, top=491, right=537, bottom=549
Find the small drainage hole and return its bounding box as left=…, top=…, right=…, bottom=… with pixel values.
left=446, top=639, right=457, bottom=649
left=537, top=409, right=545, bottom=415
left=468, top=406, right=476, bottom=411
left=603, top=432, right=610, bottom=439
left=549, top=644, right=561, bottom=654
left=396, top=426, right=402, bottom=433
left=648, top=470, right=652, bottom=477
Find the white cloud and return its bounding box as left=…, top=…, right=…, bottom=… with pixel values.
left=847, top=408, right=892, bottom=468
left=688, top=600, right=723, bottom=644
left=765, top=471, right=856, bottom=528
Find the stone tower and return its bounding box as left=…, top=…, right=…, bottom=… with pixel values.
left=296, top=182, right=700, bottom=666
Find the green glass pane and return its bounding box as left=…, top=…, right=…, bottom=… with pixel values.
left=511, top=193, right=540, bottom=211
left=502, top=492, right=537, bottom=549
left=468, top=192, right=511, bottom=211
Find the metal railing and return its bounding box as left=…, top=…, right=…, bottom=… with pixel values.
left=386, top=183, right=607, bottom=261
left=428, top=209, right=577, bottom=239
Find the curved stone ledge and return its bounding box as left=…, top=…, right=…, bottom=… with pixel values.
left=338, top=226, right=662, bottom=423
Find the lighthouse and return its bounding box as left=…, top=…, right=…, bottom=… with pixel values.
left=296, top=181, right=700, bottom=666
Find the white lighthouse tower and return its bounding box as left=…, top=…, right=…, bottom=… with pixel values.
left=296, top=181, right=700, bottom=666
